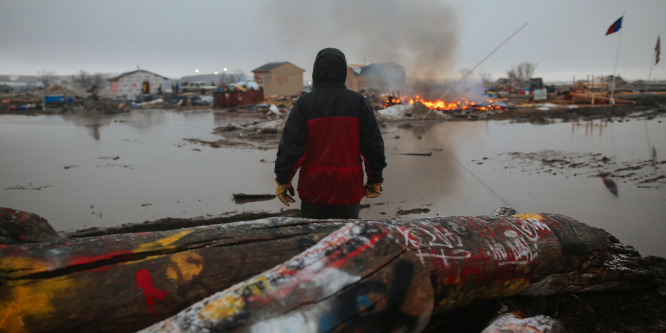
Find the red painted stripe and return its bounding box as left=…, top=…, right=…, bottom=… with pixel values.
left=330, top=232, right=387, bottom=269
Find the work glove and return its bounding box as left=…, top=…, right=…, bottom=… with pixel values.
left=275, top=180, right=295, bottom=206
left=364, top=181, right=383, bottom=198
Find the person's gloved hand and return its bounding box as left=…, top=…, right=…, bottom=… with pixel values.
left=275, top=180, right=295, bottom=206
left=364, top=181, right=383, bottom=198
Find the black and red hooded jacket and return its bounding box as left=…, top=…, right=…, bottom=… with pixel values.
left=275, top=48, right=386, bottom=206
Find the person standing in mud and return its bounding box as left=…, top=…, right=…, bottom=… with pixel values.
left=274, top=47, right=386, bottom=219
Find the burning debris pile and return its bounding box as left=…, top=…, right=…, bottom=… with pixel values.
left=406, top=95, right=508, bottom=111
left=375, top=89, right=513, bottom=121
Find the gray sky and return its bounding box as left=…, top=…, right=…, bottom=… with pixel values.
left=1, top=0, right=665, bottom=83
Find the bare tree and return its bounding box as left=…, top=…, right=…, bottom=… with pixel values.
left=72, top=70, right=106, bottom=91
left=90, top=73, right=106, bottom=89
left=72, top=70, right=91, bottom=89
left=506, top=62, right=537, bottom=89
left=39, top=70, right=57, bottom=88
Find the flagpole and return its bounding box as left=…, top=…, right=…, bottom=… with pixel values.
left=646, top=34, right=660, bottom=93
left=609, top=12, right=624, bottom=105
left=646, top=48, right=655, bottom=93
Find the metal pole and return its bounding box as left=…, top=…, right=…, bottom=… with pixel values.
left=437, top=22, right=528, bottom=101
left=610, top=13, right=625, bottom=104
left=423, top=22, right=528, bottom=119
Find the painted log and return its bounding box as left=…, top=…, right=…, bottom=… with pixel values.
left=140, top=213, right=654, bottom=333
left=0, top=215, right=346, bottom=333
left=0, top=208, right=61, bottom=243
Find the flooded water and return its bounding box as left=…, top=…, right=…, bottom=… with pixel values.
left=1, top=109, right=665, bottom=257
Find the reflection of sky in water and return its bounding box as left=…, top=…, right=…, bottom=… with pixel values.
left=0, top=111, right=664, bottom=257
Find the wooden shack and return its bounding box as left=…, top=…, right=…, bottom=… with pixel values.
left=252, top=62, right=305, bottom=97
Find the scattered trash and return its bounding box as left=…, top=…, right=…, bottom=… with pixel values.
left=268, top=104, right=280, bottom=116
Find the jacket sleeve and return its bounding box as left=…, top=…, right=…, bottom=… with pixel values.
left=274, top=101, right=307, bottom=184
left=359, top=97, right=386, bottom=183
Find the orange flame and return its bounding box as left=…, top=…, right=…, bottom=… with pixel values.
left=408, top=95, right=504, bottom=111
left=384, top=95, right=505, bottom=111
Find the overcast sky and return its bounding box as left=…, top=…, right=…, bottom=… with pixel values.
left=1, top=0, right=665, bottom=83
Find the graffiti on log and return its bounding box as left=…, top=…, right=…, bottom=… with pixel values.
left=136, top=268, right=167, bottom=318
left=0, top=207, right=654, bottom=333
left=142, top=222, right=434, bottom=333
left=140, top=213, right=652, bottom=332
left=0, top=211, right=346, bottom=333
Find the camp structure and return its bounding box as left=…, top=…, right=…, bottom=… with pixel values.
left=252, top=62, right=305, bottom=97
left=107, top=69, right=168, bottom=99
left=568, top=75, right=636, bottom=105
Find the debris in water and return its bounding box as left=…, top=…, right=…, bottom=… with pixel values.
left=399, top=152, right=432, bottom=156
left=232, top=193, right=276, bottom=204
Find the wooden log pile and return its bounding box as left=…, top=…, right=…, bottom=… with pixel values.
left=0, top=208, right=656, bottom=333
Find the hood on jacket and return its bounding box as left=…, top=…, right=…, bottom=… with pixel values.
left=312, top=48, right=347, bottom=86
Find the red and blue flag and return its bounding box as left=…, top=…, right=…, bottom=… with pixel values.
left=605, top=16, right=623, bottom=36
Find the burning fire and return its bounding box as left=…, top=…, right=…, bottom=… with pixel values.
left=384, top=95, right=505, bottom=111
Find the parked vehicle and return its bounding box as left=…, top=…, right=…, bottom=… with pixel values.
left=179, top=81, right=217, bottom=94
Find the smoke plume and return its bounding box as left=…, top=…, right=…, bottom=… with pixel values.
left=261, top=0, right=460, bottom=83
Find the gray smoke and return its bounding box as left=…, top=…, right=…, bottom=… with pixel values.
left=261, top=0, right=460, bottom=82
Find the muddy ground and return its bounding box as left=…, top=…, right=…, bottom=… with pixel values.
left=423, top=95, right=666, bottom=332
left=191, top=94, right=666, bottom=191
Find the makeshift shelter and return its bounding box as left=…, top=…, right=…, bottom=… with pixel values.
left=44, top=95, right=64, bottom=107
left=107, top=69, right=168, bottom=99
left=252, top=62, right=305, bottom=96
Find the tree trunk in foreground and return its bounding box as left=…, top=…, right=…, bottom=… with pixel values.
left=0, top=211, right=654, bottom=333
left=0, top=215, right=346, bottom=332
left=139, top=213, right=654, bottom=333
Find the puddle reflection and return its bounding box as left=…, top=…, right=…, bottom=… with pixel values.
left=602, top=177, right=619, bottom=196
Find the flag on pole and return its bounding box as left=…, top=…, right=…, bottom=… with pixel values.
left=656, top=35, right=661, bottom=65
left=605, top=16, right=623, bottom=36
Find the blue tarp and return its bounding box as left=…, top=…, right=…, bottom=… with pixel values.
left=45, top=95, right=64, bottom=103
